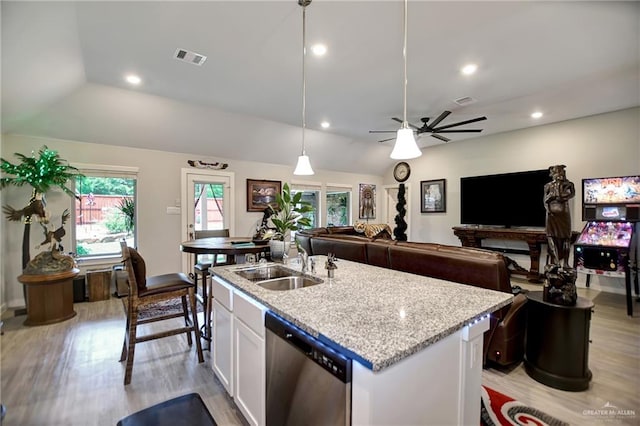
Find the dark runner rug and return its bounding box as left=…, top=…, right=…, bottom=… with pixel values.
left=481, top=385, right=569, bottom=426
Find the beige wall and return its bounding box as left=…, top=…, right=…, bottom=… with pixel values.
left=2, top=107, right=639, bottom=309
left=0, top=135, right=382, bottom=309
left=387, top=107, right=640, bottom=294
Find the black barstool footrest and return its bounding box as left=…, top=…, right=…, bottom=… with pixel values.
left=194, top=263, right=212, bottom=272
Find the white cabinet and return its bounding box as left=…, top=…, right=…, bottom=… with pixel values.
left=234, top=313, right=266, bottom=426
left=211, top=276, right=266, bottom=426
left=212, top=277, right=234, bottom=396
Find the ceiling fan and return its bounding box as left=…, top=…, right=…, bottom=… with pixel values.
left=370, top=110, right=487, bottom=143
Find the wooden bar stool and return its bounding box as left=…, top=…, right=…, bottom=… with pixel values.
left=119, top=241, right=204, bottom=385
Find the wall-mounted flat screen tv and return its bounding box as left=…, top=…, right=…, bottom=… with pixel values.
left=460, top=169, right=550, bottom=228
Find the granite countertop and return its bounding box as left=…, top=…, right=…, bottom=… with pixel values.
left=212, top=256, right=512, bottom=372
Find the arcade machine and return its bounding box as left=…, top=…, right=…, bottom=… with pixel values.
left=574, top=175, right=640, bottom=316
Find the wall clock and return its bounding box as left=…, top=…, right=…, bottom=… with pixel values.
left=393, top=162, right=411, bottom=182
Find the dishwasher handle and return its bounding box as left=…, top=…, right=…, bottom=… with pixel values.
left=285, top=331, right=312, bottom=356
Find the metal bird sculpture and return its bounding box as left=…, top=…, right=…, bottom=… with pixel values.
left=3, top=198, right=48, bottom=224
left=37, top=209, right=70, bottom=251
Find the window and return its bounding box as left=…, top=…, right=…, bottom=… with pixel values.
left=72, top=165, right=138, bottom=258
left=291, top=183, right=321, bottom=242
left=326, top=185, right=352, bottom=227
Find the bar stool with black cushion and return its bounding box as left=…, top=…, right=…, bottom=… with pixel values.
left=119, top=241, right=204, bottom=385
left=117, top=393, right=217, bottom=426
left=192, top=229, right=230, bottom=346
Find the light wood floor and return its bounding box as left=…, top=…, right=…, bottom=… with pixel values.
left=483, top=280, right=640, bottom=426
left=1, top=283, right=638, bottom=425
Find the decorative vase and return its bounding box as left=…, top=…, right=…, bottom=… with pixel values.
left=268, top=239, right=290, bottom=261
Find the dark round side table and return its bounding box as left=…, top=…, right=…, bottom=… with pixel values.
left=524, top=291, right=594, bottom=391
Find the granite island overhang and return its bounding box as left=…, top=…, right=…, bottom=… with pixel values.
left=212, top=256, right=512, bottom=372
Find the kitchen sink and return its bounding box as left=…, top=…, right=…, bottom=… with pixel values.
left=257, top=275, right=324, bottom=291
left=235, top=265, right=298, bottom=282
left=234, top=264, right=323, bottom=290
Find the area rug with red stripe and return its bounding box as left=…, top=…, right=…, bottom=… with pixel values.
left=481, top=386, right=568, bottom=426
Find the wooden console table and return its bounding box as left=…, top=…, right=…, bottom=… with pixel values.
left=18, top=268, right=79, bottom=326
left=452, top=227, right=547, bottom=282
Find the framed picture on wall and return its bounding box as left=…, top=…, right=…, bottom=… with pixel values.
left=246, top=179, right=281, bottom=212
left=359, top=183, right=376, bottom=219
left=421, top=179, right=446, bottom=213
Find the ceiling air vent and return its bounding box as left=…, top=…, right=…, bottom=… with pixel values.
left=454, top=96, right=477, bottom=106
left=174, top=48, right=207, bottom=66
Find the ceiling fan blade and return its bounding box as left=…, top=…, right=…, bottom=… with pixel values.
left=435, top=129, right=484, bottom=133
left=391, top=117, right=420, bottom=130
left=378, top=137, right=395, bottom=143
left=428, top=111, right=451, bottom=128
left=431, top=133, right=450, bottom=142
left=369, top=130, right=396, bottom=134
left=433, top=116, right=487, bottom=131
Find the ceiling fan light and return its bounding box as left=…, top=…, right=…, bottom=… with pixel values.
left=391, top=128, right=422, bottom=160
left=294, top=154, right=314, bottom=175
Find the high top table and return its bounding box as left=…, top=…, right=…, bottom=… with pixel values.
left=180, top=237, right=270, bottom=262
left=180, top=237, right=270, bottom=347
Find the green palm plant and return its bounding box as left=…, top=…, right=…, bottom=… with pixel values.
left=1, top=146, right=81, bottom=198
left=269, top=183, right=313, bottom=241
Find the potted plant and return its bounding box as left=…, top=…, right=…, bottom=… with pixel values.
left=268, top=183, right=313, bottom=260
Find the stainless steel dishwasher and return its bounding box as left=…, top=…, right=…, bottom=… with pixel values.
left=265, top=311, right=352, bottom=426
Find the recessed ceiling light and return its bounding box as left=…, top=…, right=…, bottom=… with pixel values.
left=311, top=44, right=327, bottom=56
left=125, top=74, right=141, bottom=85
left=461, top=64, right=478, bottom=75
left=320, top=121, right=330, bottom=129
left=531, top=111, right=543, bottom=119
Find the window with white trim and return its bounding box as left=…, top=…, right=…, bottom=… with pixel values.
left=72, top=165, right=138, bottom=258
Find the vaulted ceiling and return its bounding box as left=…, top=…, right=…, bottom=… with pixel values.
left=2, top=1, right=638, bottom=175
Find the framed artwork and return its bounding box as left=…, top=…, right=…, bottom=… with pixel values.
left=246, top=179, right=281, bottom=212
left=359, top=184, right=376, bottom=219
left=421, top=179, right=446, bottom=213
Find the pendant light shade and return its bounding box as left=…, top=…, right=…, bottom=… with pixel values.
left=391, top=126, right=421, bottom=159
left=294, top=154, right=314, bottom=175
left=390, top=0, right=422, bottom=160
left=293, top=0, right=315, bottom=175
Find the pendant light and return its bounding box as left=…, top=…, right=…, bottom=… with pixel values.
left=390, top=0, right=422, bottom=160
left=293, top=0, right=315, bottom=175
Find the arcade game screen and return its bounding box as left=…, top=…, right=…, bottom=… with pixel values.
left=583, top=176, right=640, bottom=204
left=576, top=221, right=634, bottom=247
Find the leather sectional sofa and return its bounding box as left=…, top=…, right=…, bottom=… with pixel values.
left=295, top=226, right=527, bottom=367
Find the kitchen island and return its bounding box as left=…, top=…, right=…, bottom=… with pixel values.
left=211, top=257, right=512, bottom=425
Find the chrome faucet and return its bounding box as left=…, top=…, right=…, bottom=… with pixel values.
left=298, top=246, right=309, bottom=274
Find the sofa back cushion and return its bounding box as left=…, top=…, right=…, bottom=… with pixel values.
left=365, top=240, right=396, bottom=268
left=311, top=236, right=368, bottom=263
left=388, top=245, right=510, bottom=293
left=327, top=226, right=358, bottom=235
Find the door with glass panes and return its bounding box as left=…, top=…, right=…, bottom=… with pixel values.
left=181, top=169, right=233, bottom=274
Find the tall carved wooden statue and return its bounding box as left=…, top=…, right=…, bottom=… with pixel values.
left=543, top=164, right=577, bottom=305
